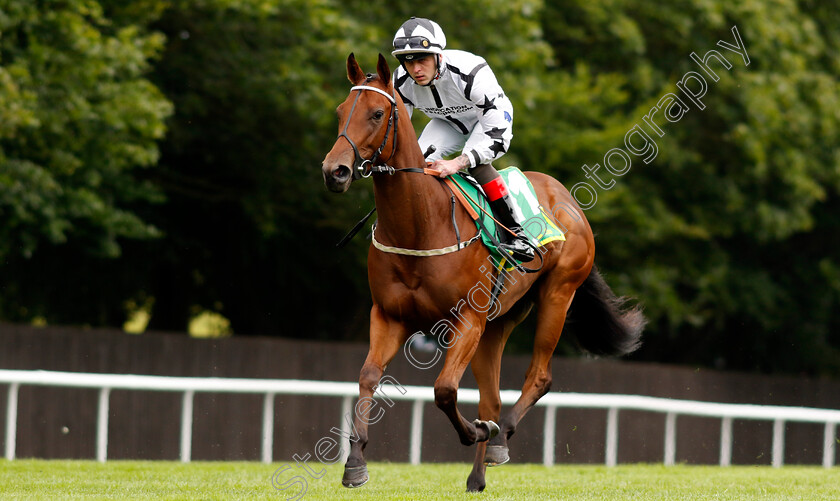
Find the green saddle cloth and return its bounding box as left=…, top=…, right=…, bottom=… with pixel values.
left=448, top=167, right=566, bottom=269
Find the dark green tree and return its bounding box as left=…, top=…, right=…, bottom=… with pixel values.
left=0, top=0, right=172, bottom=323
left=139, top=0, right=382, bottom=334
left=534, top=0, right=840, bottom=374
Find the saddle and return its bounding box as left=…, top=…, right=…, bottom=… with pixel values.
left=443, top=167, right=566, bottom=270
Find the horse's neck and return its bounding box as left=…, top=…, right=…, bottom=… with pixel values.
left=372, top=150, right=447, bottom=250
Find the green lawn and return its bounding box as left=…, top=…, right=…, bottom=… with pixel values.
left=1, top=460, right=838, bottom=500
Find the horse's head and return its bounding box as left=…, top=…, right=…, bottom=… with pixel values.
left=322, top=53, right=397, bottom=193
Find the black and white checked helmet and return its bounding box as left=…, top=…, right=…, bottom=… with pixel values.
left=391, top=17, right=446, bottom=61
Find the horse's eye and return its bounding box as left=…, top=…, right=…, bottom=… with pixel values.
left=372, top=110, right=385, bottom=120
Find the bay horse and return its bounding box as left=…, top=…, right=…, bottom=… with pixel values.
left=321, top=53, right=644, bottom=493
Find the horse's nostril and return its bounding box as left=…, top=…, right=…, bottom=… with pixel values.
left=335, top=165, right=352, bottom=180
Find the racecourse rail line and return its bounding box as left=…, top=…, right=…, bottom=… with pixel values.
left=2, top=369, right=838, bottom=468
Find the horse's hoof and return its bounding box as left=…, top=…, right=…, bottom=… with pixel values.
left=341, top=465, right=369, bottom=488
left=472, top=419, right=500, bottom=441
left=466, top=480, right=486, bottom=492
left=484, top=445, right=510, bottom=466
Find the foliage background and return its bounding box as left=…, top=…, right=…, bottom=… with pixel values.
left=1, top=0, right=839, bottom=376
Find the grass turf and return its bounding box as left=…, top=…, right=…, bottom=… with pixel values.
left=1, top=460, right=838, bottom=500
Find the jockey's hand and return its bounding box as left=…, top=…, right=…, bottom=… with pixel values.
left=432, top=154, right=471, bottom=178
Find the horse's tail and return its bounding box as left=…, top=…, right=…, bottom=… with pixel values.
left=565, top=265, right=645, bottom=356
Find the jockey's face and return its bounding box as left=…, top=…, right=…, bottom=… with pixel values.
left=403, top=54, right=436, bottom=86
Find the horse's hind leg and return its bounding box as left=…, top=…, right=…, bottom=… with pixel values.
left=467, top=301, right=532, bottom=492
left=466, top=321, right=506, bottom=492
left=432, top=309, right=499, bottom=448
left=489, top=282, right=577, bottom=458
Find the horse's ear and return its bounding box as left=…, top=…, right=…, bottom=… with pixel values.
left=376, top=53, right=391, bottom=87
left=347, top=53, right=365, bottom=85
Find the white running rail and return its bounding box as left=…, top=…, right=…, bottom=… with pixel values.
left=1, top=369, right=838, bottom=467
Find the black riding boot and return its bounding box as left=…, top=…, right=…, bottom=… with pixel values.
left=489, top=194, right=535, bottom=262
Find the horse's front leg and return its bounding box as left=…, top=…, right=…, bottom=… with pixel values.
left=342, top=304, right=408, bottom=488
left=433, top=311, right=498, bottom=447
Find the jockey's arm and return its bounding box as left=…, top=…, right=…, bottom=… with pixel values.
left=434, top=66, right=512, bottom=178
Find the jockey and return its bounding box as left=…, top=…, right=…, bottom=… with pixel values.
left=391, top=17, right=534, bottom=262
